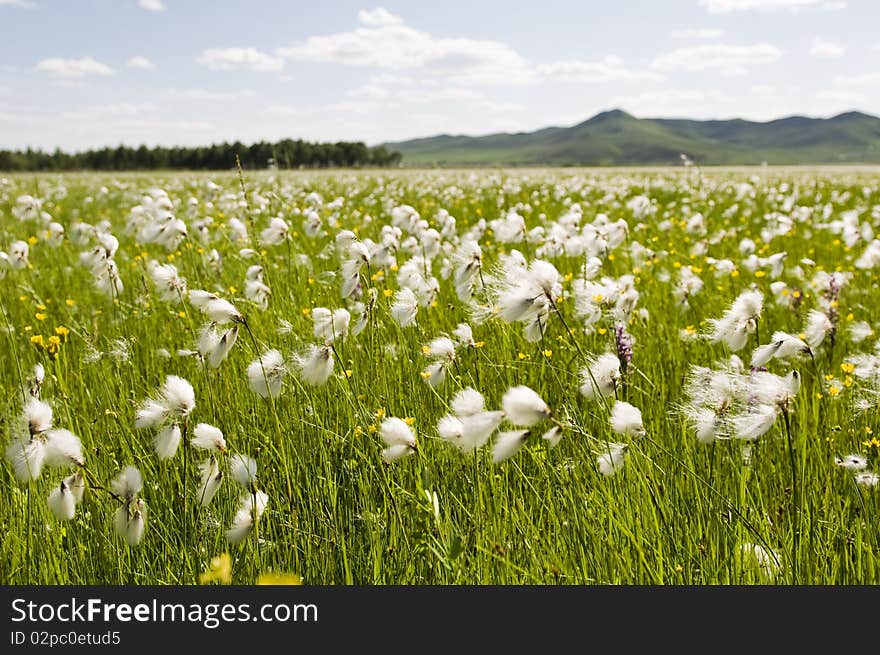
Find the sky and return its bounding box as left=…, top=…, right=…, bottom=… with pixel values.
left=0, top=0, right=878, bottom=151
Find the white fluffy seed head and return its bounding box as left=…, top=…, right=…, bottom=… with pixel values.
left=502, top=385, right=550, bottom=426
left=191, top=422, right=227, bottom=452
left=835, top=454, right=868, bottom=472
left=197, top=456, right=223, bottom=507
left=5, top=438, right=46, bottom=482
left=804, top=309, right=833, bottom=349
left=437, top=415, right=464, bottom=443
left=247, top=349, right=285, bottom=398
left=226, top=491, right=268, bottom=544
left=610, top=401, right=645, bottom=436
left=111, top=466, right=143, bottom=499
left=460, top=411, right=505, bottom=452
left=230, top=454, right=258, bottom=489
left=542, top=426, right=563, bottom=448
left=451, top=387, right=485, bottom=417
left=295, top=344, right=334, bottom=386
left=425, top=337, right=456, bottom=359
left=731, top=404, right=779, bottom=441
left=153, top=422, right=181, bottom=460
left=597, top=442, right=628, bottom=476
left=48, top=479, right=76, bottom=520
left=580, top=353, right=621, bottom=399
left=390, top=288, right=419, bottom=327
left=161, top=375, right=196, bottom=418
left=43, top=428, right=84, bottom=467
left=379, top=417, right=417, bottom=448
left=24, top=398, right=53, bottom=436
left=492, top=430, right=530, bottom=463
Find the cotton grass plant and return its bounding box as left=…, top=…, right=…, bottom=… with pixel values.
left=2, top=167, right=879, bottom=585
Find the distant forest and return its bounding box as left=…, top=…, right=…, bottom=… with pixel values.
left=0, top=139, right=403, bottom=171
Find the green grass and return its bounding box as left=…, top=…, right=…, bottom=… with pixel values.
left=1, top=167, right=879, bottom=585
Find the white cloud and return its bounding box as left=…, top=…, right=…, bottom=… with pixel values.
left=279, top=13, right=655, bottom=86
left=671, top=28, right=724, bottom=39
left=0, top=0, right=35, bottom=8
left=652, top=43, right=783, bottom=75
left=197, top=48, right=283, bottom=72
left=61, top=103, right=159, bottom=120
left=613, top=89, right=733, bottom=116
left=266, top=104, right=300, bottom=116
left=138, top=0, right=165, bottom=11
left=279, top=22, right=531, bottom=84
left=816, top=89, right=865, bottom=105
left=698, top=0, right=846, bottom=12
left=126, top=56, right=155, bottom=70
left=836, top=72, right=880, bottom=87
left=179, top=88, right=256, bottom=101
left=809, top=38, right=844, bottom=59
left=357, top=7, right=402, bottom=26
left=537, top=56, right=662, bottom=82
left=36, top=57, right=114, bottom=78
left=346, top=84, right=391, bottom=100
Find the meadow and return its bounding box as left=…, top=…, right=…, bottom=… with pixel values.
left=1, top=166, right=879, bottom=585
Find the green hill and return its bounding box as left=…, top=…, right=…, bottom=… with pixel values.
left=383, top=109, right=880, bottom=166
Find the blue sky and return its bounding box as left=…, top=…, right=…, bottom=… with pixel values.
left=1, top=0, right=878, bottom=150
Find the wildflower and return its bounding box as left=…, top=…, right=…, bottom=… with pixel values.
left=148, top=261, right=187, bottom=303
left=197, top=323, right=240, bottom=369
left=848, top=321, right=874, bottom=344
left=580, top=352, right=621, bottom=399
left=453, top=240, right=483, bottom=301
left=47, top=471, right=85, bottom=521
left=597, top=442, right=628, bottom=476
left=542, top=425, right=563, bottom=448
left=191, top=423, right=227, bottom=452
left=260, top=217, right=289, bottom=246
left=855, top=472, right=880, bottom=487
left=489, top=258, right=560, bottom=342
left=245, top=278, right=271, bottom=310
left=340, top=240, right=370, bottom=298
left=610, top=401, right=645, bottom=436
left=153, top=423, right=182, bottom=460
left=751, top=332, right=811, bottom=368
left=803, top=309, right=833, bottom=350
left=730, top=404, right=780, bottom=441
left=230, top=454, right=258, bottom=489
left=452, top=322, right=476, bottom=348
left=835, top=454, right=867, bottom=472
left=390, top=288, right=418, bottom=327
left=197, top=456, right=223, bottom=507
left=226, top=491, right=268, bottom=544
left=379, top=417, right=418, bottom=462
left=492, top=430, right=530, bottom=463
left=706, top=289, right=763, bottom=351
left=294, top=344, right=334, bottom=386
left=312, top=307, right=351, bottom=342
left=111, top=466, right=147, bottom=546
left=502, top=385, right=551, bottom=426
left=199, top=552, right=232, bottom=584
left=438, top=387, right=504, bottom=452
left=189, top=290, right=243, bottom=324
left=247, top=349, right=285, bottom=398
left=136, top=375, right=195, bottom=429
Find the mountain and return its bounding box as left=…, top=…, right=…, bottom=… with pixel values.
left=382, top=109, right=880, bottom=166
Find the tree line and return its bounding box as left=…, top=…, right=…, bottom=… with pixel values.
left=0, top=139, right=403, bottom=171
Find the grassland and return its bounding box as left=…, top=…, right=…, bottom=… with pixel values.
left=1, top=167, right=879, bottom=585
